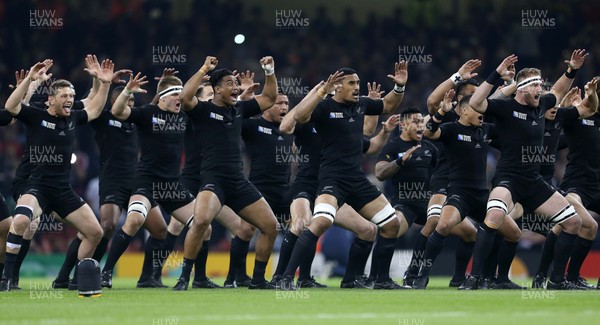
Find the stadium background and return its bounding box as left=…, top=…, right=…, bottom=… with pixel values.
left=0, top=0, right=599, bottom=278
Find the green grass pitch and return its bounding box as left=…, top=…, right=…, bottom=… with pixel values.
left=1, top=277, right=600, bottom=325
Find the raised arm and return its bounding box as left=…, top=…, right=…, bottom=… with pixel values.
left=427, top=59, right=481, bottom=115
left=83, top=59, right=114, bottom=121
left=255, top=56, right=278, bottom=111
left=470, top=54, right=518, bottom=114
left=424, top=89, right=455, bottom=140
left=294, top=72, right=345, bottom=124
left=111, top=72, right=148, bottom=120
left=182, top=56, right=218, bottom=110
left=280, top=82, right=323, bottom=134
left=366, top=114, right=399, bottom=155
left=550, top=49, right=588, bottom=103
left=574, top=77, right=599, bottom=118
left=5, top=59, right=53, bottom=116
left=382, top=61, right=408, bottom=114
left=375, top=143, right=421, bottom=181
left=363, top=82, right=385, bottom=136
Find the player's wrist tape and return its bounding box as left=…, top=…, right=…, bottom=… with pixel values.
left=393, top=84, right=405, bottom=94
left=395, top=156, right=405, bottom=167
left=516, top=76, right=543, bottom=90
left=121, top=88, right=132, bottom=96
left=486, top=71, right=503, bottom=85
left=450, top=72, right=463, bottom=85
left=433, top=111, right=445, bottom=121
left=199, top=67, right=209, bottom=75
left=159, top=85, right=183, bottom=99
left=262, top=64, right=274, bottom=76
left=317, top=88, right=327, bottom=98
left=426, top=118, right=441, bottom=133
left=565, top=67, right=578, bottom=79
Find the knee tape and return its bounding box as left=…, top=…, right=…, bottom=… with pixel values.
left=185, top=216, right=194, bottom=228
left=14, top=205, right=34, bottom=219
left=371, top=204, right=397, bottom=228
left=487, top=199, right=508, bottom=215
left=551, top=204, right=577, bottom=224
left=127, top=201, right=148, bottom=218
left=427, top=204, right=442, bottom=219
left=312, top=203, right=336, bottom=223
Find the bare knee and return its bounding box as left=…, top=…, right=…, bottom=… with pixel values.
left=355, top=222, right=377, bottom=241
left=12, top=216, right=31, bottom=235
left=379, top=217, right=400, bottom=238
left=560, top=215, right=582, bottom=234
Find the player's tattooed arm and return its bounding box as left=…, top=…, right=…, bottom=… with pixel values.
left=255, top=56, right=278, bottom=112
left=294, top=72, right=344, bottom=124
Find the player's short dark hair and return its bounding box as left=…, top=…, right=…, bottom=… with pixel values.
left=110, top=86, right=126, bottom=102
left=210, top=69, right=234, bottom=89
left=459, top=94, right=473, bottom=108
left=157, top=76, right=183, bottom=94
left=455, top=79, right=479, bottom=97
left=336, top=67, right=357, bottom=77
left=400, top=106, right=422, bottom=120
left=49, top=79, right=74, bottom=96
left=516, top=68, right=541, bottom=83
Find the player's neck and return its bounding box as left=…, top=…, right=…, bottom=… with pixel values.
left=458, top=118, right=471, bottom=127
left=514, top=94, right=528, bottom=106
left=400, top=133, right=413, bottom=142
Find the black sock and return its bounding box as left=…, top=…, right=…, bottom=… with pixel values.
left=369, top=246, right=377, bottom=279
left=549, top=232, right=577, bottom=283
left=407, top=233, right=428, bottom=276
left=139, top=237, right=163, bottom=283
left=236, top=238, right=250, bottom=281
left=164, top=231, right=178, bottom=252
left=103, top=229, right=132, bottom=273
left=226, top=236, right=247, bottom=282
left=496, top=240, right=518, bottom=282
left=178, top=258, right=195, bottom=282
left=274, top=231, right=298, bottom=276
left=56, top=238, right=81, bottom=281
left=3, top=253, right=17, bottom=281
left=251, top=260, right=268, bottom=284
left=566, top=236, right=593, bottom=281
left=92, top=237, right=109, bottom=263
left=0, top=263, right=4, bottom=278
left=420, top=231, right=446, bottom=277
left=13, top=239, right=31, bottom=280
left=374, top=234, right=396, bottom=281
left=451, top=239, right=474, bottom=281
left=342, top=237, right=374, bottom=283
left=283, top=229, right=319, bottom=277
left=298, top=242, right=317, bottom=281
left=194, top=240, right=210, bottom=281
left=470, top=223, right=497, bottom=277
left=536, top=230, right=557, bottom=276
left=483, top=234, right=502, bottom=278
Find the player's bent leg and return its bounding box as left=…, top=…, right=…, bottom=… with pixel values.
left=564, top=193, right=596, bottom=288
left=414, top=205, right=463, bottom=289
left=173, top=191, right=221, bottom=291
left=491, top=216, right=525, bottom=290
left=122, top=195, right=152, bottom=236
left=395, top=211, right=410, bottom=238
left=336, top=205, right=377, bottom=288
left=272, top=198, right=312, bottom=284
left=534, top=192, right=583, bottom=290
left=215, top=205, right=242, bottom=235
left=65, top=204, right=103, bottom=260
left=167, top=217, right=185, bottom=236
left=236, top=198, right=278, bottom=289
left=358, top=195, right=406, bottom=289
left=461, top=187, right=513, bottom=290
left=290, top=198, right=312, bottom=236
left=99, top=204, right=121, bottom=239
